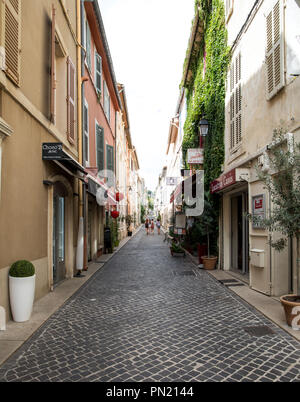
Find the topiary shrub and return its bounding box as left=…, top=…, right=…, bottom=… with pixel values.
left=9, top=260, right=35, bottom=277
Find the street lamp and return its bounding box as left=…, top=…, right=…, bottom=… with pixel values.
left=198, top=118, right=209, bottom=137
left=198, top=118, right=209, bottom=148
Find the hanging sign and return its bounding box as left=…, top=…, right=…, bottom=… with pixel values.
left=187, top=148, right=204, bottom=164
left=42, top=143, right=63, bottom=160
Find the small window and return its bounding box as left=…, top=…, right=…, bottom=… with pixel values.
left=96, top=122, right=104, bottom=172
left=84, top=100, right=89, bottom=165
left=85, top=18, right=91, bottom=71
left=106, top=144, right=114, bottom=172
left=95, top=51, right=102, bottom=95
left=103, top=81, right=110, bottom=122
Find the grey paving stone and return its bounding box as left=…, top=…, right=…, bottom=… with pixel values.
left=0, top=230, right=299, bottom=382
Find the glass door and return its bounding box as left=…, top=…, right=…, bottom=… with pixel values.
left=53, top=183, right=66, bottom=285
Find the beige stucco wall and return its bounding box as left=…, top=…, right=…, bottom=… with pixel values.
left=221, top=0, right=300, bottom=296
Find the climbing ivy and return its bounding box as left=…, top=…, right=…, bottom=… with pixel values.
left=182, top=0, right=229, bottom=190
left=181, top=0, right=230, bottom=254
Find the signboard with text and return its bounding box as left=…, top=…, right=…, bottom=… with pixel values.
left=210, top=169, right=236, bottom=193
left=252, top=194, right=266, bottom=229
left=187, top=148, right=204, bottom=164
left=42, top=143, right=63, bottom=160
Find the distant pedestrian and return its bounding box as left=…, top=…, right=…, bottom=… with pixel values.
left=145, top=219, right=149, bottom=235
left=156, top=219, right=161, bottom=235
left=150, top=219, right=155, bottom=234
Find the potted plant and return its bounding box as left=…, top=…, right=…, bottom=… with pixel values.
left=248, top=128, right=300, bottom=329
left=199, top=192, right=218, bottom=270
left=9, top=260, right=36, bottom=322
left=170, top=241, right=186, bottom=257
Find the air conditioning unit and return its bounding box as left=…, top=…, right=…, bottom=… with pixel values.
left=0, top=47, right=5, bottom=71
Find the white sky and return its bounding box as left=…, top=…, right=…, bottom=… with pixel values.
left=98, top=0, right=195, bottom=191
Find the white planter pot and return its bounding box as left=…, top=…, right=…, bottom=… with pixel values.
left=9, top=275, right=35, bottom=322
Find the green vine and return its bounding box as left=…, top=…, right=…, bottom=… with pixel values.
left=181, top=0, right=230, bottom=254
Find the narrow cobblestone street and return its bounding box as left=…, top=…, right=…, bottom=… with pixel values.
left=0, top=229, right=300, bottom=382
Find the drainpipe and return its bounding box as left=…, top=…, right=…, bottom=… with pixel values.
left=269, top=190, right=273, bottom=295
left=75, top=0, right=85, bottom=275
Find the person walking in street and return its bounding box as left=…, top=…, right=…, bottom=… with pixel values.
left=150, top=219, right=155, bottom=235
left=156, top=219, right=161, bottom=235
left=145, top=218, right=149, bottom=235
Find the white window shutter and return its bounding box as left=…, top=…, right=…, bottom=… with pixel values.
left=265, top=0, right=285, bottom=100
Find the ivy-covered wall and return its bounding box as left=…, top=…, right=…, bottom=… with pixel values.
left=182, top=0, right=229, bottom=190
left=181, top=0, right=229, bottom=253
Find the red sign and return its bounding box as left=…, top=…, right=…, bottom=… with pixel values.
left=210, top=169, right=236, bottom=193
left=255, top=199, right=263, bottom=210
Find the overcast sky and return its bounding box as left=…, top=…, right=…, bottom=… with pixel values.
left=98, top=0, right=195, bottom=191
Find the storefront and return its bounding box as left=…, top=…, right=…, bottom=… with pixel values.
left=42, top=143, right=86, bottom=287
left=211, top=166, right=291, bottom=296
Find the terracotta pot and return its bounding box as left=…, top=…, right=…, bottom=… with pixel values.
left=280, top=295, right=300, bottom=329
left=202, top=256, right=217, bottom=270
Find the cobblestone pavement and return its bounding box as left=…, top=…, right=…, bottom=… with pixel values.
left=0, top=229, right=300, bottom=382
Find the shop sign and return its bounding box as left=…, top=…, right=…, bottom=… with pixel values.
left=42, top=143, right=63, bottom=160
left=252, top=194, right=266, bottom=229
left=187, top=148, right=204, bottom=164
left=210, top=169, right=236, bottom=193
left=166, top=177, right=178, bottom=186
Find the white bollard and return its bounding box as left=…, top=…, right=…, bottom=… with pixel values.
left=0, top=306, right=6, bottom=331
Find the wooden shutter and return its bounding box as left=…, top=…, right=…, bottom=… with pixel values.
left=4, top=0, right=21, bottom=85
left=67, top=57, right=76, bottom=143
left=96, top=124, right=104, bottom=172
left=265, top=0, right=285, bottom=100
left=86, top=20, right=91, bottom=71
left=230, top=52, right=242, bottom=149
left=106, top=145, right=114, bottom=172
left=95, top=52, right=102, bottom=94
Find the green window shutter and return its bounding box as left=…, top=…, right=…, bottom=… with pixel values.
left=96, top=124, right=104, bottom=172
left=86, top=21, right=91, bottom=71
left=95, top=52, right=102, bottom=94
left=106, top=145, right=114, bottom=172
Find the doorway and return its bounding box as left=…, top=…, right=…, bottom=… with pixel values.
left=53, top=182, right=67, bottom=285
left=231, top=191, right=249, bottom=275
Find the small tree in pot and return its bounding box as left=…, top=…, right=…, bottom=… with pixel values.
left=125, top=214, right=133, bottom=236
left=199, top=191, right=218, bottom=270
left=248, top=128, right=300, bottom=329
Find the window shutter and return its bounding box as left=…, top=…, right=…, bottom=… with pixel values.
left=95, top=52, right=102, bottom=94
left=67, top=57, right=76, bottom=143
left=106, top=145, right=114, bottom=172
left=4, top=0, right=21, bottom=85
left=103, top=81, right=110, bottom=122
left=84, top=101, right=89, bottom=164
left=50, top=4, right=56, bottom=123
left=86, top=21, right=91, bottom=71
left=265, top=0, right=285, bottom=100
left=96, top=124, right=104, bottom=172
left=230, top=52, right=242, bottom=150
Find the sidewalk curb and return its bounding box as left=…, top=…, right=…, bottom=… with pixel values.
left=0, top=225, right=142, bottom=367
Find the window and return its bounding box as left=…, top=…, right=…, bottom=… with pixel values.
left=96, top=122, right=104, bottom=172
left=95, top=51, right=102, bottom=95
left=3, top=0, right=21, bottom=85
left=103, top=81, right=110, bottom=122
left=67, top=57, right=76, bottom=143
left=265, top=0, right=285, bottom=100
left=85, top=18, right=91, bottom=71
left=106, top=144, right=114, bottom=172
left=84, top=100, right=89, bottom=165
left=229, top=52, right=242, bottom=150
